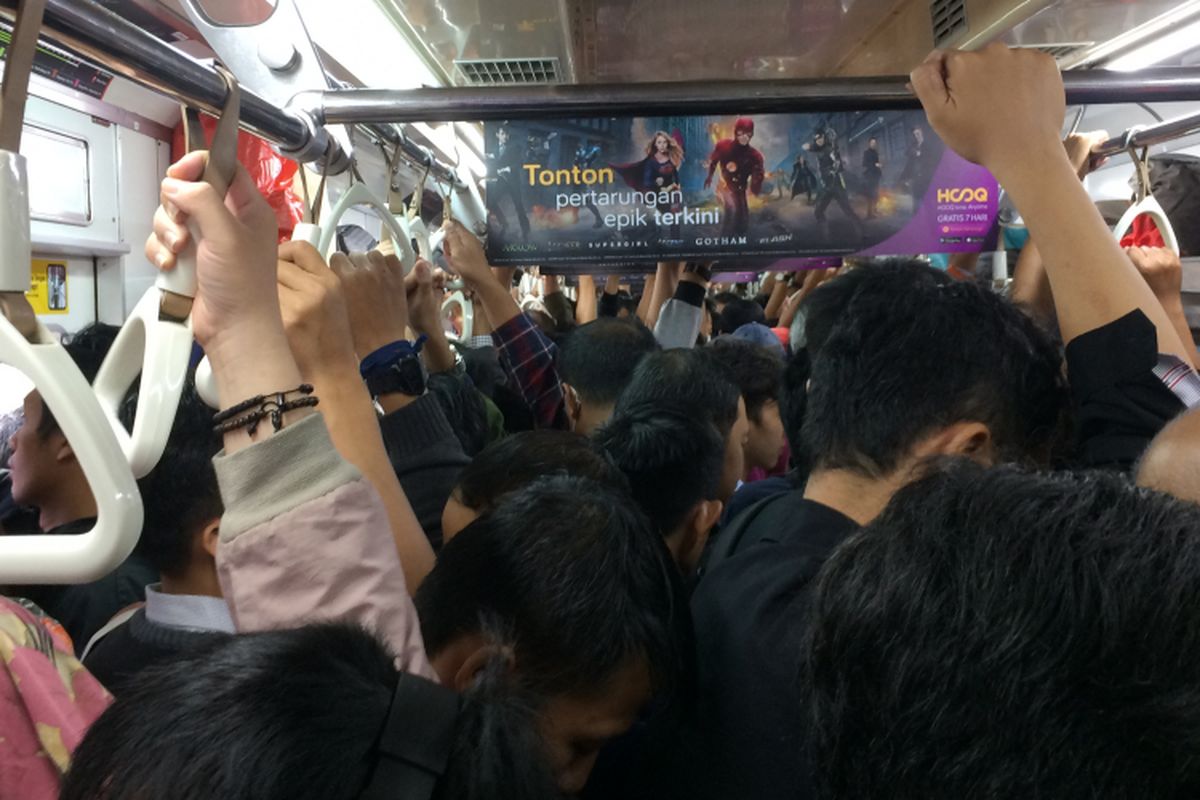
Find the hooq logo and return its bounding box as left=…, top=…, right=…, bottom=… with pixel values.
left=937, top=187, right=990, bottom=203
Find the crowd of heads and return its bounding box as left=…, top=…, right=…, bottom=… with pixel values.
left=4, top=43, right=1200, bottom=800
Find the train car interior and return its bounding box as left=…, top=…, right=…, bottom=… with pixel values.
left=1, top=1, right=1200, bottom=798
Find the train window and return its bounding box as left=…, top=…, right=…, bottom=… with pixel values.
left=24, top=124, right=91, bottom=227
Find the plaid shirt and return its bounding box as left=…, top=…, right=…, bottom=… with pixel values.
left=492, top=313, right=569, bottom=429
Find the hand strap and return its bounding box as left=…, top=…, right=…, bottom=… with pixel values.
left=0, top=0, right=47, bottom=153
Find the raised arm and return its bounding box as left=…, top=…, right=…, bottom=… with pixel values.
left=576, top=275, right=598, bottom=324
left=444, top=222, right=567, bottom=429
left=1127, top=246, right=1199, bottom=369
left=145, top=154, right=431, bottom=673
left=1010, top=131, right=1110, bottom=325
left=911, top=45, right=1191, bottom=362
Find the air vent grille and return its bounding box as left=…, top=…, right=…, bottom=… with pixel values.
left=455, top=58, right=561, bottom=86
left=1019, top=42, right=1096, bottom=62
left=931, top=0, right=968, bottom=47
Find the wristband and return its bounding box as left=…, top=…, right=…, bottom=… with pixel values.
left=360, top=336, right=428, bottom=378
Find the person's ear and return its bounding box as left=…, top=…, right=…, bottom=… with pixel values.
left=563, top=383, right=583, bottom=426
left=199, top=519, right=221, bottom=559
left=452, top=643, right=517, bottom=692
left=53, top=435, right=76, bottom=464
left=676, top=499, right=724, bottom=573
left=915, top=421, right=994, bottom=465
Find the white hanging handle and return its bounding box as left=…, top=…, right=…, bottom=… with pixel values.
left=0, top=152, right=143, bottom=584
left=1112, top=194, right=1180, bottom=255
left=445, top=168, right=488, bottom=238
left=407, top=216, right=432, bottom=261
left=92, top=291, right=195, bottom=477
left=441, top=288, right=474, bottom=341
left=95, top=74, right=241, bottom=470
left=319, top=182, right=417, bottom=271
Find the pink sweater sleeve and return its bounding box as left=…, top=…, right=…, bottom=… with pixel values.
left=213, top=415, right=435, bottom=680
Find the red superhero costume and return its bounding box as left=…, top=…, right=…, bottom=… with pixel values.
left=705, top=118, right=765, bottom=236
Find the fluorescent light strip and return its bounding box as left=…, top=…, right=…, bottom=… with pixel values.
left=1082, top=0, right=1200, bottom=67
left=1107, top=17, right=1200, bottom=71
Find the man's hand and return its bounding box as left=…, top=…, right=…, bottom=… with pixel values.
left=331, top=250, right=410, bottom=358
left=909, top=44, right=1065, bottom=176
left=1064, top=131, right=1110, bottom=180
left=276, top=241, right=357, bottom=380
left=1127, top=246, right=1183, bottom=301
left=441, top=220, right=495, bottom=288
left=405, top=259, right=441, bottom=338
left=146, top=152, right=280, bottom=352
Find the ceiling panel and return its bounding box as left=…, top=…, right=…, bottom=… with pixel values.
left=998, top=0, right=1181, bottom=49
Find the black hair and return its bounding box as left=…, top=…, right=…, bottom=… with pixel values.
left=490, top=384, right=536, bottom=433
left=802, top=260, right=951, bottom=360
left=780, top=348, right=811, bottom=477
left=712, top=291, right=739, bottom=309
left=801, top=259, right=1067, bottom=475
left=715, top=297, right=766, bottom=335
left=593, top=403, right=724, bottom=539
left=120, top=379, right=223, bottom=577
left=559, top=318, right=659, bottom=406
left=454, top=430, right=628, bottom=513
left=37, top=323, right=120, bottom=439
left=428, top=373, right=490, bottom=458
left=61, top=624, right=562, bottom=800
left=615, top=349, right=741, bottom=440
left=705, top=338, right=783, bottom=423
left=806, top=461, right=1200, bottom=799
left=417, top=475, right=689, bottom=702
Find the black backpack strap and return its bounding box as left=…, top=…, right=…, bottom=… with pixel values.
left=359, top=672, right=462, bottom=800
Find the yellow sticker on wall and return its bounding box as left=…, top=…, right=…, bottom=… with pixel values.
left=26, top=259, right=68, bottom=314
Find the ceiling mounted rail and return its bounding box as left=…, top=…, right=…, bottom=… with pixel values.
left=295, top=68, right=1200, bottom=125
left=1094, top=108, right=1200, bottom=158
left=4, top=0, right=1200, bottom=172
left=0, top=0, right=462, bottom=183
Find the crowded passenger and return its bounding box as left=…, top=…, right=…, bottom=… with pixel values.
left=81, top=382, right=228, bottom=694
left=806, top=461, right=1200, bottom=799
left=4, top=325, right=158, bottom=651
left=5, top=32, right=1200, bottom=800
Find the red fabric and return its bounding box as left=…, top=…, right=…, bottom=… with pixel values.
left=1119, top=213, right=1167, bottom=249
left=171, top=117, right=305, bottom=242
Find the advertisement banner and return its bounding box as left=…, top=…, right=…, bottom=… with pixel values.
left=484, top=111, right=998, bottom=266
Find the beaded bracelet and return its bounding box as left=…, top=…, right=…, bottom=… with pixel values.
left=212, top=384, right=314, bottom=425
left=213, top=385, right=318, bottom=436
left=213, top=395, right=320, bottom=436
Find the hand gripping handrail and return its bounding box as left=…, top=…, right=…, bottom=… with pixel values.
left=92, top=69, right=241, bottom=478
left=196, top=178, right=416, bottom=409
left=302, top=180, right=417, bottom=270
left=0, top=0, right=143, bottom=584
left=1112, top=143, right=1180, bottom=254
left=441, top=280, right=473, bottom=342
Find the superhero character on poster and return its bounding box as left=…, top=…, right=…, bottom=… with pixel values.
left=805, top=129, right=864, bottom=239
left=613, top=130, right=686, bottom=239
left=575, top=140, right=605, bottom=228
left=790, top=154, right=816, bottom=203
left=705, top=118, right=765, bottom=237
left=486, top=124, right=530, bottom=240
left=861, top=137, right=883, bottom=219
